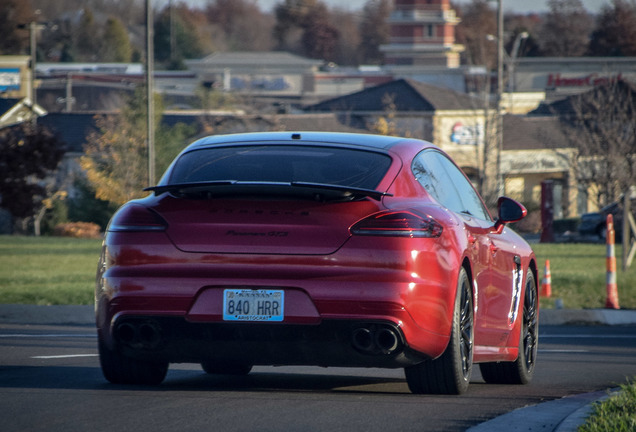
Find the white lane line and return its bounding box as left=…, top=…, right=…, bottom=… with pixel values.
left=541, top=334, right=636, bottom=339
left=31, top=354, right=98, bottom=359
left=538, top=349, right=590, bottom=353
left=0, top=334, right=96, bottom=338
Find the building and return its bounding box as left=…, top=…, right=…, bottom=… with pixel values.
left=306, top=78, right=489, bottom=183
left=0, top=56, right=31, bottom=100
left=513, top=57, right=636, bottom=99
left=380, top=0, right=464, bottom=68
left=306, top=77, right=595, bottom=221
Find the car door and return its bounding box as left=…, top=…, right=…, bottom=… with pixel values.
left=414, top=150, right=517, bottom=347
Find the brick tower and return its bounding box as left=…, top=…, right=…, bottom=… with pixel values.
left=380, top=0, right=464, bottom=68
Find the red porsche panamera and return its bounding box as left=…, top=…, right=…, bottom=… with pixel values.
left=95, top=132, right=538, bottom=394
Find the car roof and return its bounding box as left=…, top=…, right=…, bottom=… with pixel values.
left=187, top=131, right=432, bottom=152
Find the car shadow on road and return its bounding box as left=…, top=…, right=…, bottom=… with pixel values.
left=0, top=364, right=411, bottom=395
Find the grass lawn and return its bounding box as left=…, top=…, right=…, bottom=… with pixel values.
left=579, top=378, right=636, bottom=432
left=0, top=236, right=102, bottom=305
left=1, top=235, right=635, bottom=308
left=533, top=242, right=636, bottom=310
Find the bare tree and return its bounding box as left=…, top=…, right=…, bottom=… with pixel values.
left=205, top=0, right=274, bottom=52
left=455, top=0, right=497, bottom=69
left=0, top=0, right=35, bottom=55
left=273, top=0, right=339, bottom=60
left=358, top=0, right=391, bottom=65
left=588, top=0, right=636, bottom=56
left=555, top=79, right=636, bottom=208
left=535, top=0, right=592, bottom=57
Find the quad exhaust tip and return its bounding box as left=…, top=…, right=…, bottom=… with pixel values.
left=352, top=325, right=402, bottom=355
left=114, top=320, right=162, bottom=350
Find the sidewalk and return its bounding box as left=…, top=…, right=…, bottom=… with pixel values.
left=1, top=304, right=635, bottom=431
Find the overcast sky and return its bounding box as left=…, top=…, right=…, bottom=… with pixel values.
left=179, top=0, right=608, bottom=15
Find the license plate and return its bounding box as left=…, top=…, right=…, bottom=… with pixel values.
left=223, top=289, right=284, bottom=322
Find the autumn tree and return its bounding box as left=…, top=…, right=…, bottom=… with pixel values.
left=535, top=0, right=592, bottom=57
left=81, top=86, right=197, bottom=206
left=0, top=0, right=34, bottom=55
left=274, top=0, right=339, bottom=61
left=0, top=122, right=66, bottom=232
left=205, top=0, right=274, bottom=51
left=81, top=112, right=148, bottom=206
left=358, top=0, right=391, bottom=65
left=301, top=3, right=339, bottom=61
left=588, top=0, right=636, bottom=56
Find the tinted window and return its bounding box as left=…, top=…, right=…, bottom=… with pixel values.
left=412, top=152, right=464, bottom=212
left=169, top=145, right=392, bottom=189
left=413, top=150, right=491, bottom=220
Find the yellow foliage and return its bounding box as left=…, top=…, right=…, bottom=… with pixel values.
left=81, top=114, right=148, bottom=206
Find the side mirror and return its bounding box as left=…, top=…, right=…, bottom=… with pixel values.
left=493, top=197, right=527, bottom=233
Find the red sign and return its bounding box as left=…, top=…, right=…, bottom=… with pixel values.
left=547, top=73, right=623, bottom=88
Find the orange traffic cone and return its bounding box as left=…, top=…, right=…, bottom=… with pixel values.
left=605, top=214, right=620, bottom=309
left=541, top=259, right=552, bottom=298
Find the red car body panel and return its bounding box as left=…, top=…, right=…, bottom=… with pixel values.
left=95, top=132, right=536, bottom=374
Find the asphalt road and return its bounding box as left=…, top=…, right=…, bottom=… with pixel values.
left=1, top=322, right=636, bottom=432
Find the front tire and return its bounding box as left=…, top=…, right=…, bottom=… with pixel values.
left=405, top=267, right=474, bottom=394
left=479, top=270, right=538, bottom=384
left=98, top=333, right=168, bottom=385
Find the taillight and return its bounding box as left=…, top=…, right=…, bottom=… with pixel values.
left=351, top=210, right=442, bottom=238
left=107, top=204, right=168, bottom=232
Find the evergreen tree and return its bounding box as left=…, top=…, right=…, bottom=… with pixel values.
left=100, top=17, right=132, bottom=62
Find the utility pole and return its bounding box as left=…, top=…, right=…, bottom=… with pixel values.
left=22, top=20, right=45, bottom=123
left=495, top=0, right=504, bottom=196
left=30, top=21, right=37, bottom=108
left=146, top=0, right=155, bottom=187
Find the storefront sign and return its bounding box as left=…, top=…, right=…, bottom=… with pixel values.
left=0, top=68, right=20, bottom=92
left=547, top=73, right=623, bottom=89
left=450, top=121, right=482, bottom=146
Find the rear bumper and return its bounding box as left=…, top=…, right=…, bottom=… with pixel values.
left=107, top=315, right=429, bottom=368
left=96, top=233, right=458, bottom=366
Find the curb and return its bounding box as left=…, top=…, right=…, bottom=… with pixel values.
left=540, top=308, right=636, bottom=326
left=467, top=391, right=609, bottom=432
left=0, top=304, right=94, bottom=326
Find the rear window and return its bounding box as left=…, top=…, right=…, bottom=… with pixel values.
left=168, top=145, right=392, bottom=189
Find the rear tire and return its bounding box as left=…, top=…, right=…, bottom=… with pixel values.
left=98, top=333, right=168, bottom=385
left=479, top=270, right=538, bottom=385
left=405, top=267, right=474, bottom=394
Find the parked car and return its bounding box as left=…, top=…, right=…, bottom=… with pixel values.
left=96, top=132, right=538, bottom=394
left=579, top=198, right=636, bottom=241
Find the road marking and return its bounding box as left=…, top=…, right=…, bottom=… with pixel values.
left=540, top=334, right=636, bottom=339
left=539, top=349, right=590, bottom=353
left=31, top=354, right=98, bottom=359
left=0, top=334, right=96, bottom=338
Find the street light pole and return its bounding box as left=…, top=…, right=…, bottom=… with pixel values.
left=146, top=0, right=155, bottom=187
